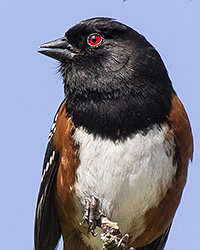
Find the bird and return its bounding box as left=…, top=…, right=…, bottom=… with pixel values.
left=34, top=17, right=193, bottom=250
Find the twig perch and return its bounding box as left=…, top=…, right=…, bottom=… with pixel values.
left=100, top=216, right=135, bottom=250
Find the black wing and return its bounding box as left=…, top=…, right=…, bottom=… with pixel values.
left=136, top=225, right=171, bottom=250
left=34, top=102, right=65, bottom=250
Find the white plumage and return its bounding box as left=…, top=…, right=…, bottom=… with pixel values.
left=73, top=124, right=177, bottom=249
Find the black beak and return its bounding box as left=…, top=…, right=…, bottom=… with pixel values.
left=38, top=37, right=76, bottom=61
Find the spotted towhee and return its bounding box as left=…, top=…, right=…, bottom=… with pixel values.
left=34, top=18, right=193, bottom=250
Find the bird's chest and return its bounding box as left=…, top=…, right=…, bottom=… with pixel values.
left=73, top=125, right=176, bottom=242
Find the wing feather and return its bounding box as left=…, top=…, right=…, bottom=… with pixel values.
left=34, top=101, right=66, bottom=250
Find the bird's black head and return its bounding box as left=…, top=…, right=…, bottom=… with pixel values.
left=39, top=17, right=174, bottom=140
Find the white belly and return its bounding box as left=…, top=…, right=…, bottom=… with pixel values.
left=73, top=124, right=176, bottom=249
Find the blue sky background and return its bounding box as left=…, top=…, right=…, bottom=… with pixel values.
left=0, top=0, right=199, bottom=249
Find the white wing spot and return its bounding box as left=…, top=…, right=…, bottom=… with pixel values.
left=48, top=113, right=58, bottom=143
left=49, top=150, right=55, bottom=165
left=41, top=151, right=56, bottom=183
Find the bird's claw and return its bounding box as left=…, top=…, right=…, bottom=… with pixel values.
left=81, top=196, right=104, bottom=236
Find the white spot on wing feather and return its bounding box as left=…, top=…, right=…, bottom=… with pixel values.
left=48, top=113, right=58, bottom=143
left=41, top=151, right=55, bottom=183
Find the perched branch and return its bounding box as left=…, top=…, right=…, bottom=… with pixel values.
left=100, top=216, right=135, bottom=250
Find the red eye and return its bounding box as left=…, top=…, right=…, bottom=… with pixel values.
left=88, top=34, right=102, bottom=46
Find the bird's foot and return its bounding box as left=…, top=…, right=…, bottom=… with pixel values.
left=81, top=196, right=105, bottom=236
